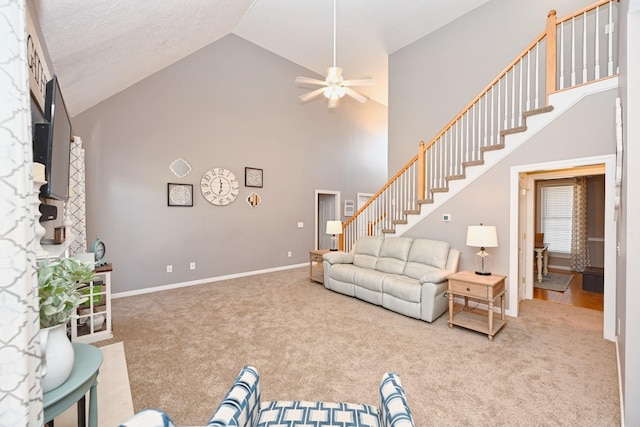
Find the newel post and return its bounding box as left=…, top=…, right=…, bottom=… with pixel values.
left=545, top=10, right=557, bottom=104
left=417, top=141, right=426, bottom=201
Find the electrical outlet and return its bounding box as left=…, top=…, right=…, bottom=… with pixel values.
left=297, top=222, right=304, bottom=228
left=287, top=251, right=292, bottom=257
left=190, top=262, right=196, bottom=270
left=443, top=214, right=451, bottom=222
left=166, top=265, right=173, bottom=273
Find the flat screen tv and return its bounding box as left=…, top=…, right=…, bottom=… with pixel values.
left=33, top=75, right=72, bottom=201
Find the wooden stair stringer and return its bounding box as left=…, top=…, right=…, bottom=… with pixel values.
left=391, top=77, right=617, bottom=237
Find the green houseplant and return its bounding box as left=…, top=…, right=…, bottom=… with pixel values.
left=38, top=257, right=96, bottom=392
left=38, top=257, right=95, bottom=328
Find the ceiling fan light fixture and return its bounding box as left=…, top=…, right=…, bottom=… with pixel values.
left=294, top=0, right=374, bottom=108
left=324, top=84, right=345, bottom=100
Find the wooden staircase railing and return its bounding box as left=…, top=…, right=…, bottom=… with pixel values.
left=341, top=0, right=619, bottom=252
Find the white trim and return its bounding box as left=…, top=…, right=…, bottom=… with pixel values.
left=112, top=263, right=307, bottom=299
left=510, top=154, right=616, bottom=341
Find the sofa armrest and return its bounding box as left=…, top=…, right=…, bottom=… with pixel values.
left=208, top=366, right=261, bottom=427
left=323, top=251, right=354, bottom=265
left=119, top=409, right=176, bottom=427
left=379, top=373, right=415, bottom=427
left=419, top=269, right=453, bottom=284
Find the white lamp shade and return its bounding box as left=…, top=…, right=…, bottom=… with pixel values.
left=466, top=225, right=498, bottom=248
left=326, top=220, right=343, bottom=235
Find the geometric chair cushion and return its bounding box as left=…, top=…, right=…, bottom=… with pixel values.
left=379, top=373, right=414, bottom=427
left=257, top=400, right=380, bottom=427
left=208, top=366, right=261, bottom=427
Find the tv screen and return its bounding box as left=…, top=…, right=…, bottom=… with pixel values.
left=33, top=76, right=72, bottom=201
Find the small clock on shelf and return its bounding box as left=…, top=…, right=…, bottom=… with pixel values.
left=90, top=236, right=108, bottom=267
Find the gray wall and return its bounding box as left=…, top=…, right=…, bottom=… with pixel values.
left=73, top=34, right=388, bottom=293
left=388, top=0, right=598, bottom=174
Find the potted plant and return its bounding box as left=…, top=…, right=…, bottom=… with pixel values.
left=37, top=257, right=95, bottom=392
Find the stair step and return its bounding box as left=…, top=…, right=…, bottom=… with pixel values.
left=481, top=143, right=505, bottom=152
left=382, top=228, right=396, bottom=234
left=523, top=105, right=554, bottom=119
left=500, top=125, right=527, bottom=137
left=417, top=199, right=434, bottom=205
left=462, top=159, right=484, bottom=167
left=404, top=209, right=420, bottom=215
left=431, top=187, right=449, bottom=193
left=446, top=174, right=466, bottom=181
left=392, top=219, right=408, bottom=225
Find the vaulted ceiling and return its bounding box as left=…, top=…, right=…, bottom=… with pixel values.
left=33, top=0, right=489, bottom=117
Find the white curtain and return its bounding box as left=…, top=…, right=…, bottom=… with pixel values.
left=69, top=136, right=87, bottom=255
left=0, top=0, right=44, bottom=425
left=570, top=176, right=591, bottom=271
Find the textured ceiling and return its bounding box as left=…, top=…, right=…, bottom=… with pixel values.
left=34, top=0, right=489, bottom=117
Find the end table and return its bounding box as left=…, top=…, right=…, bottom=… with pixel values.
left=44, top=343, right=103, bottom=427
left=447, top=270, right=506, bottom=341
left=309, top=249, right=330, bottom=283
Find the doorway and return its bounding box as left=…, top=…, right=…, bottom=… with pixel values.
left=315, top=190, right=341, bottom=250
left=510, top=155, right=616, bottom=341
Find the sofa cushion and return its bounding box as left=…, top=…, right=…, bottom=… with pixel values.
left=353, top=236, right=384, bottom=269
left=354, top=268, right=387, bottom=292
left=403, top=239, right=451, bottom=276
left=331, top=264, right=361, bottom=283
left=382, top=275, right=421, bottom=303
left=375, top=237, right=413, bottom=274
left=257, top=401, right=380, bottom=427
left=208, top=366, right=260, bottom=426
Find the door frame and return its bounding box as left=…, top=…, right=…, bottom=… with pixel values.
left=314, top=190, right=341, bottom=250
left=510, top=154, right=616, bottom=341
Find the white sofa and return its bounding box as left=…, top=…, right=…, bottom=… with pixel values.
left=323, top=236, right=460, bottom=322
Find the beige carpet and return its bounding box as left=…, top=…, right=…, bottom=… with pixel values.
left=54, top=342, right=134, bottom=426
left=102, top=267, right=620, bottom=426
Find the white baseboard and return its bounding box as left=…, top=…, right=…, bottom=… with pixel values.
left=112, top=262, right=308, bottom=299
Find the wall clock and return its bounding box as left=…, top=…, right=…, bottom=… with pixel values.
left=201, top=168, right=239, bottom=206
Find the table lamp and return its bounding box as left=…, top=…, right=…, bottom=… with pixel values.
left=466, top=224, right=498, bottom=275
left=326, top=220, right=343, bottom=251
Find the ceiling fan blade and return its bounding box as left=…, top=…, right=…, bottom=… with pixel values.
left=343, top=87, right=369, bottom=103
left=295, top=76, right=329, bottom=87
left=299, top=87, right=326, bottom=103
left=342, top=78, right=375, bottom=87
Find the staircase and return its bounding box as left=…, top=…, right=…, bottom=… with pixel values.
left=341, top=0, right=620, bottom=252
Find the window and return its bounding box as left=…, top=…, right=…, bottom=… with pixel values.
left=541, top=184, right=573, bottom=253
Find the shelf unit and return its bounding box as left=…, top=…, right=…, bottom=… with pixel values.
left=71, top=264, right=113, bottom=343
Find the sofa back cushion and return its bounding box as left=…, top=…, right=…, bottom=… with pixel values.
left=403, top=239, right=451, bottom=279
left=375, top=237, right=413, bottom=274
left=208, top=366, right=260, bottom=427
left=353, top=236, right=384, bottom=269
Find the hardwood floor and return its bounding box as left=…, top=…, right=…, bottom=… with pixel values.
left=533, top=269, right=604, bottom=311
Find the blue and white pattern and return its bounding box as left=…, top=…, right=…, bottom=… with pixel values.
left=208, top=366, right=261, bottom=427
left=257, top=400, right=380, bottom=427
left=379, top=373, right=414, bottom=427
left=119, top=408, right=176, bottom=427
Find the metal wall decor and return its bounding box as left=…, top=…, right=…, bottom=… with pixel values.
left=167, top=183, right=193, bottom=206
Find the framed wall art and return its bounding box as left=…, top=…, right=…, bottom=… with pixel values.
left=245, top=167, right=263, bottom=188
left=167, top=183, right=193, bottom=207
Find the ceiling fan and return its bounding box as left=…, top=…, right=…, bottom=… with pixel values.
left=295, top=0, right=375, bottom=108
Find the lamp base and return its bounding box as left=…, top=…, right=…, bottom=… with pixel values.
left=330, top=248, right=338, bottom=251
left=475, top=270, right=491, bottom=276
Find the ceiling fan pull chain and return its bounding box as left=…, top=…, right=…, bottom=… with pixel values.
left=333, top=0, right=337, bottom=68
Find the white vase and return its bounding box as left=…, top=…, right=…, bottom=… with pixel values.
left=39, top=323, right=75, bottom=392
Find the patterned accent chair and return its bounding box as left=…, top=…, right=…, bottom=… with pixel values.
left=209, top=366, right=414, bottom=427
left=120, top=366, right=414, bottom=427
